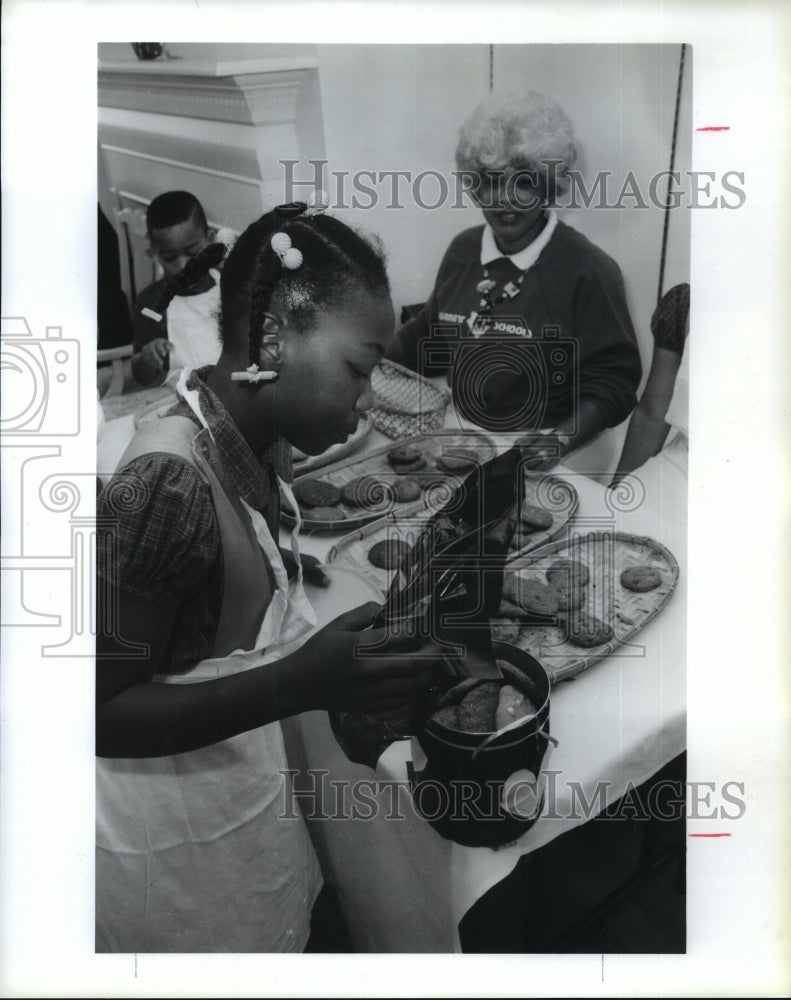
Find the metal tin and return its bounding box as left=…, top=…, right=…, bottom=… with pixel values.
left=411, top=643, right=552, bottom=848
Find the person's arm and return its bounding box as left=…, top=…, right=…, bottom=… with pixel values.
left=131, top=281, right=172, bottom=386
left=96, top=455, right=436, bottom=758
left=571, top=263, right=643, bottom=432
left=610, top=345, right=683, bottom=486
left=516, top=400, right=608, bottom=470
left=96, top=596, right=435, bottom=758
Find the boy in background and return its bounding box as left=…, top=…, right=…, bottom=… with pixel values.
left=132, top=191, right=227, bottom=386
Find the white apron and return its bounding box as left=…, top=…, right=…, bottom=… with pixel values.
left=167, top=270, right=223, bottom=372
left=96, top=371, right=322, bottom=953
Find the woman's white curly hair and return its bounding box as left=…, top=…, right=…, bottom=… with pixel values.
left=455, top=91, right=577, bottom=199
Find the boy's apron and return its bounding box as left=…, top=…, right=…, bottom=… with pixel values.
left=166, top=270, right=222, bottom=372
left=96, top=371, right=322, bottom=953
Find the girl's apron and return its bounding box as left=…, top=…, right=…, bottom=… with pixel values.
left=96, top=371, right=322, bottom=953
left=166, top=270, right=223, bottom=372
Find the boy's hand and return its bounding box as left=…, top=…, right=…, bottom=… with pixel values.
left=139, top=338, right=173, bottom=374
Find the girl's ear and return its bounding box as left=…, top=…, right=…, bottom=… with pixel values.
left=261, top=313, right=281, bottom=336
left=256, top=312, right=284, bottom=375
left=230, top=313, right=284, bottom=384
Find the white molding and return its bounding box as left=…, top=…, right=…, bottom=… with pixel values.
left=98, top=56, right=318, bottom=77
left=98, top=69, right=314, bottom=126
left=99, top=145, right=263, bottom=188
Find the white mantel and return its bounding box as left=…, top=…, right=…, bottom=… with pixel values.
left=98, top=56, right=319, bottom=126
left=98, top=44, right=325, bottom=302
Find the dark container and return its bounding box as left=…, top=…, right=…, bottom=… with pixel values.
left=410, top=642, right=552, bottom=848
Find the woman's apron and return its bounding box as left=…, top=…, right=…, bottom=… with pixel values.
left=96, top=371, right=322, bottom=953
left=166, top=270, right=223, bottom=372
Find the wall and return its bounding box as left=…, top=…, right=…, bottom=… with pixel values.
left=313, top=44, right=489, bottom=317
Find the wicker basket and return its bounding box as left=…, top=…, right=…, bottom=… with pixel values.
left=370, top=359, right=450, bottom=439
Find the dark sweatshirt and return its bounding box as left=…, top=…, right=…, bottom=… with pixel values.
left=387, top=220, right=642, bottom=433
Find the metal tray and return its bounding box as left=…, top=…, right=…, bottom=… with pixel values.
left=281, top=429, right=496, bottom=533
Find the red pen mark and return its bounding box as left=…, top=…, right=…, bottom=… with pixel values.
left=696, top=126, right=730, bottom=132
left=688, top=832, right=732, bottom=837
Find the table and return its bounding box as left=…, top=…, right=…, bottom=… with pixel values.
left=96, top=389, right=687, bottom=953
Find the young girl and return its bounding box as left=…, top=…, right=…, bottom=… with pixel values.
left=96, top=202, right=438, bottom=953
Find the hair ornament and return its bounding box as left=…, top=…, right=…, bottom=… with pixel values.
left=141, top=306, right=163, bottom=322
left=305, top=189, right=330, bottom=216
left=270, top=231, right=303, bottom=269
left=231, top=363, right=279, bottom=384
left=214, top=226, right=238, bottom=259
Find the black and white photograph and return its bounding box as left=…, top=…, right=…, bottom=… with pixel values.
left=94, top=39, right=692, bottom=956
left=1, top=2, right=790, bottom=997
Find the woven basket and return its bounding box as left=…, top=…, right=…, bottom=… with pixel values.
left=370, top=359, right=450, bottom=439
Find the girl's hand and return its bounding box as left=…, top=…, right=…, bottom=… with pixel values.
left=297, top=601, right=439, bottom=714
left=280, top=548, right=331, bottom=588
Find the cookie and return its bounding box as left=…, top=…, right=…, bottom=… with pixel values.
left=491, top=620, right=520, bottom=644
left=393, top=456, right=428, bottom=474
left=387, top=445, right=423, bottom=466
left=519, top=503, right=553, bottom=531
left=501, top=574, right=524, bottom=606
left=341, top=475, right=393, bottom=508
left=435, top=448, right=478, bottom=473
left=548, top=579, right=587, bottom=612
left=504, top=575, right=560, bottom=615
left=620, top=565, right=663, bottom=593
left=431, top=704, right=460, bottom=729
left=294, top=478, right=341, bottom=508
left=368, top=538, right=411, bottom=570
left=545, top=558, right=590, bottom=588
left=457, top=681, right=501, bottom=733
left=495, top=685, right=537, bottom=730
left=303, top=506, right=340, bottom=522
left=393, top=478, right=422, bottom=502
left=564, top=612, right=613, bottom=648
left=519, top=580, right=561, bottom=616
left=512, top=526, right=549, bottom=549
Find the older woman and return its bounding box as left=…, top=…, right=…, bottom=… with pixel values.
left=387, top=91, right=642, bottom=467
